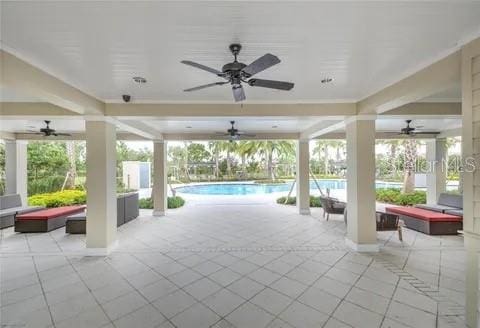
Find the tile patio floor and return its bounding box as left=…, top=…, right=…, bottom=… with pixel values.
left=0, top=202, right=467, bottom=328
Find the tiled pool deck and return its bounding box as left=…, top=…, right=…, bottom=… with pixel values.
left=0, top=199, right=467, bottom=328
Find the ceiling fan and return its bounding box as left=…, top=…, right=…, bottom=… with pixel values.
left=25, top=120, right=72, bottom=137
left=215, top=121, right=255, bottom=141
left=389, top=120, right=440, bottom=137
left=181, top=43, right=294, bottom=102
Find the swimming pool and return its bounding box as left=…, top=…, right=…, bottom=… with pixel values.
left=174, top=180, right=402, bottom=195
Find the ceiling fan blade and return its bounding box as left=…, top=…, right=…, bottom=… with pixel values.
left=248, top=78, right=294, bottom=90
left=412, top=131, right=440, bottom=135
left=232, top=86, right=246, bottom=102
left=242, top=54, right=280, bottom=77
left=181, top=60, right=223, bottom=76
left=54, top=133, right=72, bottom=136
left=237, top=132, right=256, bottom=137
left=21, top=132, right=44, bottom=135
left=184, top=82, right=228, bottom=92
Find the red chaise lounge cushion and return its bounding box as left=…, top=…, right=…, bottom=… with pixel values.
left=16, top=205, right=86, bottom=220
left=386, top=206, right=462, bottom=222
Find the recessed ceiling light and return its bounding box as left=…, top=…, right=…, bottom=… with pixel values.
left=272, top=125, right=278, bottom=128
left=321, top=77, right=333, bottom=84
left=133, top=76, right=147, bottom=84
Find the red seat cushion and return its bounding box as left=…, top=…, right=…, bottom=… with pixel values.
left=386, top=206, right=462, bottom=222
left=16, top=205, right=86, bottom=220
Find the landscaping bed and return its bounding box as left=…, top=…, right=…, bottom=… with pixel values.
left=276, top=196, right=322, bottom=207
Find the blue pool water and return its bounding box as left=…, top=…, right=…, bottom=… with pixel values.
left=175, top=180, right=402, bottom=195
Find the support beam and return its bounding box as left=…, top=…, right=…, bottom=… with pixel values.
left=358, top=51, right=461, bottom=114
left=106, top=103, right=356, bottom=118
left=0, top=102, right=80, bottom=117
left=153, top=140, right=168, bottom=216
left=425, top=139, right=447, bottom=204
left=461, top=36, right=480, bottom=328
left=85, top=120, right=117, bottom=253
left=5, top=140, right=28, bottom=206
left=381, top=102, right=461, bottom=117
left=345, top=118, right=378, bottom=252
left=300, top=120, right=344, bottom=139
left=1, top=50, right=104, bottom=115
left=296, top=140, right=310, bottom=215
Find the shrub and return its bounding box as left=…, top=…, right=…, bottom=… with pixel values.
left=28, top=190, right=86, bottom=208
left=375, top=188, right=426, bottom=206
left=139, top=196, right=185, bottom=209
left=276, top=196, right=322, bottom=207
left=254, top=179, right=286, bottom=184
left=168, top=196, right=185, bottom=209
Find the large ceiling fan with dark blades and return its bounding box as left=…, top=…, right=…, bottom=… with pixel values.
left=24, top=120, right=72, bottom=137
left=181, top=44, right=294, bottom=102
left=384, top=120, right=440, bottom=137
left=215, top=121, right=255, bottom=141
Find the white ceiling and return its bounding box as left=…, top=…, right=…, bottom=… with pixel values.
left=142, top=116, right=323, bottom=133
left=2, top=1, right=480, bottom=103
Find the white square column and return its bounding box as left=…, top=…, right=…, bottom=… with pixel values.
left=345, top=118, right=378, bottom=252
left=153, top=140, right=167, bottom=216
left=5, top=140, right=28, bottom=205
left=85, top=120, right=117, bottom=252
left=461, top=37, right=480, bottom=328
left=425, top=138, right=447, bottom=204
left=296, top=140, right=310, bottom=215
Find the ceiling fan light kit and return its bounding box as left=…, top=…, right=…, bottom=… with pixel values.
left=182, top=43, right=294, bottom=102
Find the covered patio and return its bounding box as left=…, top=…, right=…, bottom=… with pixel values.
left=1, top=204, right=465, bottom=328
left=1, top=1, right=480, bottom=327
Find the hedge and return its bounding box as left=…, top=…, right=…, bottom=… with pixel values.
left=375, top=188, right=426, bottom=206
left=139, top=196, right=185, bottom=209
left=28, top=190, right=86, bottom=208
left=276, top=196, right=322, bottom=207
left=254, top=179, right=286, bottom=185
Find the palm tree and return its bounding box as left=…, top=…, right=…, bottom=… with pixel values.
left=402, top=139, right=417, bottom=193
left=241, top=140, right=294, bottom=179
left=217, top=141, right=237, bottom=177
left=65, top=141, right=76, bottom=189
left=313, top=140, right=344, bottom=175
left=208, top=141, right=221, bottom=178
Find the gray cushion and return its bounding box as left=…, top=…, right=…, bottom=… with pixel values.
left=415, top=204, right=459, bottom=213
left=0, top=194, right=22, bottom=210
left=438, top=193, right=463, bottom=209
left=66, top=212, right=86, bottom=220
left=444, top=209, right=463, bottom=217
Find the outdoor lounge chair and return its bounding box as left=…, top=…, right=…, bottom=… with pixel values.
left=376, top=212, right=403, bottom=241
left=344, top=208, right=403, bottom=241
left=386, top=206, right=462, bottom=235
left=15, top=205, right=86, bottom=232
left=319, top=196, right=346, bottom=221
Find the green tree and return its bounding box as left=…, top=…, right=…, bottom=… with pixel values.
left=187, top=143, right=210, bottom=163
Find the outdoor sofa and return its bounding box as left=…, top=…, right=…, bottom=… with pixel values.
left=0, top=194, right=44, bottom=229
left=66, top=192, right=139, bottom=234
left=414, top=192, right=463, bottom=216
left=15, top=205, right=86, bottom=232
